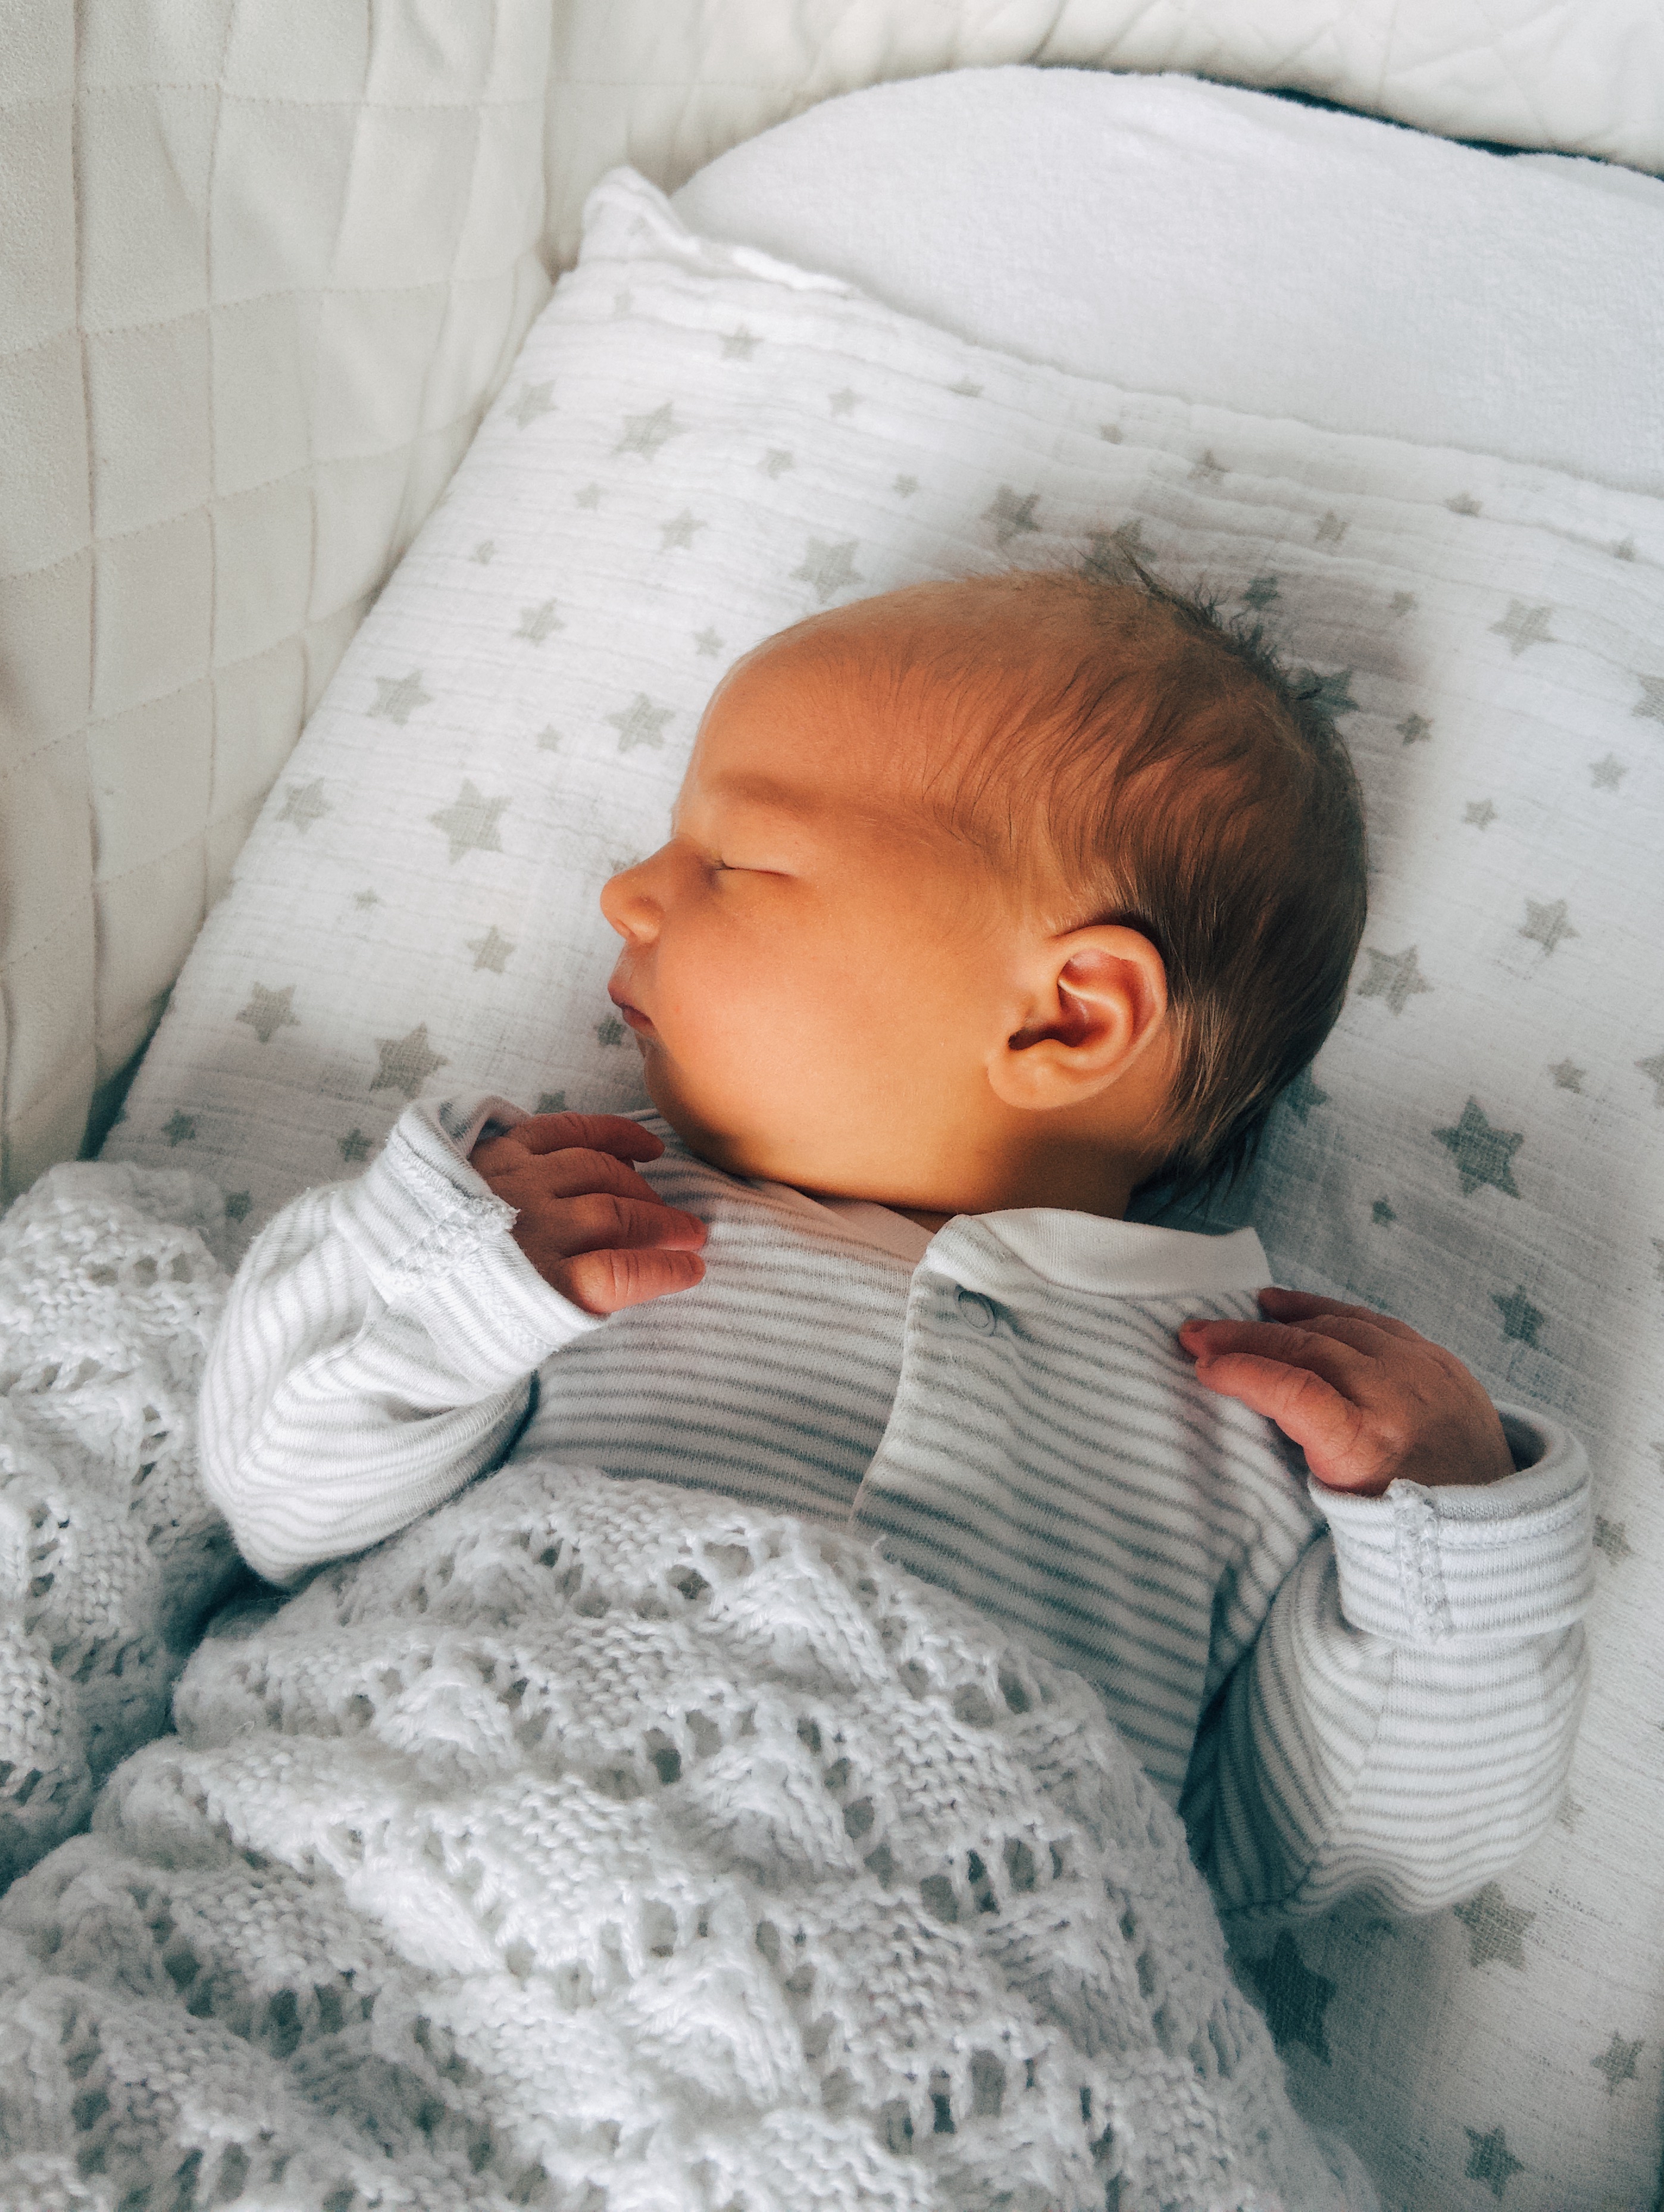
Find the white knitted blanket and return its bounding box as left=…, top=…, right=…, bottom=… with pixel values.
left=0, top=1166, right=1371, bottom=2211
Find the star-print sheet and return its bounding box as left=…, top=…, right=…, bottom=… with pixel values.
left=105, top=168, right=1664, bottom=2211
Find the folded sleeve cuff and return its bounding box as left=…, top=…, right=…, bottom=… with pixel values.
left=339, top=1094, right=603, bottom=1385
left=1316, top=1401, right=1594, bottom=1648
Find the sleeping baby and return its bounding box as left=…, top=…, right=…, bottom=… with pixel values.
left=202, top=565, right=1593, bottom=1920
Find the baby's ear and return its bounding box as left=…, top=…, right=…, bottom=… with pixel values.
left=990, top=926, right=1168, bottom=1110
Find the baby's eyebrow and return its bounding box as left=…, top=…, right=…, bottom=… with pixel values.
left=675, top=776, right=817, bottom=829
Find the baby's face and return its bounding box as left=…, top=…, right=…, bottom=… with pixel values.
left=600, top=621, right=1018, bottom=1213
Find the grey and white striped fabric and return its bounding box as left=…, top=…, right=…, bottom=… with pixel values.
left=201, top=1092, right=1594, bottom=1920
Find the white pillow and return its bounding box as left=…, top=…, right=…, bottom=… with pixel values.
left=106, top=167, right=1664, bottom=2212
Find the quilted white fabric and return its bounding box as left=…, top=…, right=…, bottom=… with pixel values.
left=0, top=2, right=552, bottom=1198
left=101, top=167, right=1664, bottom=2210
left=0, top=1436, right=1375, bottom=2211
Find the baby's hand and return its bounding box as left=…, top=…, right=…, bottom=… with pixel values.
left=470, top=1113, right=707, bottom=1316
left=1177, top=1287, right=1514, bottom=1495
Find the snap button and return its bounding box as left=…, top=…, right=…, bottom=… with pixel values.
left=955, top=1287, right=997, bottom=1335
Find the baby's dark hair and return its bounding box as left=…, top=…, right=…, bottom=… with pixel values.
left=872, top=558, right=1369, bottom=1198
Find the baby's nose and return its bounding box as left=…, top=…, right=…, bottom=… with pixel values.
left=599, top=857, right=659, bottom=939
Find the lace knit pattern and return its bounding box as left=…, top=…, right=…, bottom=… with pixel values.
left=0, top=1161, right=243, bottom=1889
left=0, top=1448, right=1365, bottom=2211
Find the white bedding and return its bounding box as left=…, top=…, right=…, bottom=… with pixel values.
left=98, top=138, right=1664, bottom=2206
left=673, top=69, right=1664, bottom=496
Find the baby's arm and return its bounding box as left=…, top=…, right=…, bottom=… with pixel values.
left=1177, top=1289, right=1593, bottom=1919
left=200, top=1097, right=706, bottom=1586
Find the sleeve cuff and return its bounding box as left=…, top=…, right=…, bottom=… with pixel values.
left=339, top=1093, right=604, bottom=1383
left=1315, top=1402, right=1594, bottom=1648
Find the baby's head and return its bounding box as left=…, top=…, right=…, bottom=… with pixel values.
left=600, top=566, right=1366, bottom=1226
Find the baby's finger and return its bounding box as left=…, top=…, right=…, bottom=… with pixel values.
left=1187, top=1349, right=1372, bottom=1482
left=511, top=1113, right=665, bottom=1161
left=556, top=1244, right=706, bottom=1316
left=525, top=1146, right=668, bottom=1211
left=1178, top=1317, right=1374, bottom=1394
left=546, top=1191, right=707, bottom=1260
left=1256, top=1286, right=1421, bottom=1345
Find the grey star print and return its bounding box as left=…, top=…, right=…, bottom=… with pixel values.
left=353, top=888, right=379, bottom=910
left=984, top=487, right=1041, bottom=546
left=1491, top=601, right=1557, bottom=657
left=659, top=510, right=707, bottom=552
left=536, top=726, right=562, bottom=752
left=1188, top=451, right=1225, bottom=486
left=1390, top=591, right=1417, bottom=616
left=606, top=694, right=674, bottom=753
left=1549, top=1059, right=1585, bottom=1092
left=516, top=601, right=564, bottom=645
left=893, top=474, right=919, bottom=496
left=1594, top=1516, right=1633, bottom=1564
left=1519, top=898, right=1577, bottom=954
left=575, top=483, right=602, bottom=509
left=473, top=540, right=495, bottom=565
left=693, top=628, right=724, bottom=658
left=1358, top=946, right=1432, bottom=1016
left=1447, top=492, right=1482, bottom=516
left=1099, top=422, right=1123, bottom=442
left=1493, top=1286, right=1545, bottom=1347
left=759, top=448, right=794, bottom=477
left=827, top=388, right=858, bottom=417
left=1241, top=574, right=1280, bottom=610
left=536, top=1091, right=567, bottom=1116
left=164, top=1110, right=196, bottom=1146
left=1590, top=754, right=1627, bottom=788
left=1633, top=673, right=1664, bottom=723
left=1240, top=1933, right=1335, bottom=2063
left=509, top=382, right=553, bottom=429
left=1465, top=799, right=1497, bottom=829
left=1294, top=667, right=1359, bottom=720
left=1397, top=713, right=1431, bottom=745
left=1434, top=1098, right=1523, bottom=1198
left=792, top=538, right=863, bottom=605
left=1283, top=1066, right=1329, bottom=1122
left=721, top=326, right=759, bottom=360
left=949, top=377, right=983, bottom=398
left=235, top=982, right=300, bottom=1045
left=1453, top=1883, right=1535, bottom=1970
left=1083, top=520, right=1147, bottom=582
left=1464, top=2126, right=1524, bottom=2199
left=1636, top=1050, right=1664, bottom=1105
left=224, top=1192, right=251, bottom=1221
left=1592, top=2032, right=1643, bottom=2094
left=339, top=1128, right=372, bottom=1164
left=614, top=402, right=680, bottom=460
left=1372, top=1198, right=1396, bottom=1225
left=370, top=1024, right=448, bottom=1098
left=370, top=671, right=433, bottom=726
left=467, top=926, right=514, bottom=974
left=597, top=1014, right=626, bottom=1048
left=279, top=780, right=330, bottom=832
left=1313, top=511, right=1346, bottom=543
left=430, top=781, right=509, bottom=863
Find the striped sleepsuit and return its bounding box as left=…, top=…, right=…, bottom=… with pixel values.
left=200, top=1092, right=1594, bottom=1923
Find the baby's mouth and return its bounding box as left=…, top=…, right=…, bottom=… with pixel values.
left=608, top=985, right=655, bottom=1036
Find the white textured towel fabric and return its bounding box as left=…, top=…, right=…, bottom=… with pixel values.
left=0, top=1407, right=1378, bottom=2211
left=99, top=164, right=1664, bottom=2207
left=673, top=70, right=1664, bottom=498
